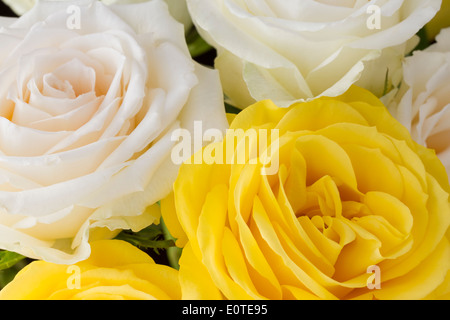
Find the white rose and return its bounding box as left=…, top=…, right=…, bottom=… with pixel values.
left=186, top=0, right=441, bottom=108
left=2, top=0, right=193, bottom=31
left=388, top=27, right=450, bottom=182
left=161, top=0, right=193, bottom=32
left=0, top=0, right=227, bottom=264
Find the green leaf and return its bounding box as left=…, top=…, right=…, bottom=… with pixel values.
left=415, top=27, right=431, bottom=52
left=225, top=102, right=242, bottom=115
left=161, top=218, right=182, bottom=270
left=382, top=69, right=390, bottom=97
left=186, top=27, right=213, bottom=58
left=0, top=251, right=25, bottom=271
left=0, top=267, right=19, bottom=289
left=115, top=224, right=176, bottom=254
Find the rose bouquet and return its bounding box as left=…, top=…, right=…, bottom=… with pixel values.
left=0, top=0, right=448, bottom=301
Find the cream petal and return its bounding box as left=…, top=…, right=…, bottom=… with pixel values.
left=109, top=0, right=189, bottom=55
left=98, top=63, right=146, bottom=139
left=45, top=58, right=96, bottom=96
left=428, top=28, right=450, bottom=52
left=12, top=0, right=126, bottom=33
left=0, top=136, right=124, bottom=186
left=46, top=97, right=121, bottom=153
left=28, top=96, right=102, bottom=132
left=0, top=167, right=42, bottom=191
left=28, top=79, right=99, bottom=117
left=188, top=0, right=294, bottom=69
left=41, top=74, right=76, bottom=99
left=265, top=0, right=375, bottom=19
left=350, top=0, right=442, bottom=50
left=215, top=51, right=256, bottom=107
left=11, top=99, right=53, bottom=128
left=0, top=224, right=54, bottom=258
left=0, top=117, right=70, bottom=156
left=315, top=50, right=381, bottom=99
left=243, top=62, right=298, bottom=105
left=3, top=27, right=79, bottom=68
left=149, top=41, right=198, bottom=122
left=0, top=32, right=23, bottom=64
left=98, top=90, right=165, bottom=170
left=11, top=206, right=73, bottom=230
left=0, top=221, right=92, bottom=264
left=39, top=51, right=125, bottom=152
left=164, top=0, right=193, bottom=32
left=13, top=206, right=93, bottom=240
left=0, top=16, right=17, bottom=27
left=84, top=62, right=229, bottom=209
left=390, top=31, right=450, bottom=170
left=430, top=103, right=450, bottom=135
left=10, top=46, right=108, bottom=102
left=81, top=121, right=179, bottom=208
left=179, top=62, right=229, bottom=135
left=0, top=161, right=127, bottom=217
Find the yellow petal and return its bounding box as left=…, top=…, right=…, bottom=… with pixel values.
left=160, top=192, right=188, bottom=248
left=196, top=184, right=253, bottom=299
left=344, top=144, right=403, bottom=198
left=70, top=285, right=160, bottom=300
left=221, top=228, right=266, bottom=299
left=252, top=195, right=337, bottom=299
left=354, top=239, right=450, bottom=300
left=178, top=243, right=223, bottom=300
left=278, top=98, right=368, bottom=133
left=295, top=135, right=357, bottom=190
left=0, top=262, right=68, bottom=300
left=83, top=239, right=154, bottom=267
left=124, top=263, right=182, bottom=300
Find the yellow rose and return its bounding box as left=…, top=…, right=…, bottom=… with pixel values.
left=163, top=86, right=450, bottom=300
left=0, top=240, right=180, bottom=300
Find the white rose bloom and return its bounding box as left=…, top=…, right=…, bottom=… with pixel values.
left=2, top=0, right=193, bottom=31
left=0, top=0, right=227, bottom=263
left=161, top=0, right=193, bottom=31
left=388, top=27, right=450, bottom=182
left=186, top=0, right=441, bottom=108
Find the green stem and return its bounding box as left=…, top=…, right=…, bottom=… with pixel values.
left=161, top=218, right=182, bottom=270
left=186, top=27, right=213, bottom=58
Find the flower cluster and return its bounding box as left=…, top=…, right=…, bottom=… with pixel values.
left=0, top=0, right=448, bottom=301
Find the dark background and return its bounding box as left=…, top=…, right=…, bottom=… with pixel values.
left=0, top=2, right=17, bottom=17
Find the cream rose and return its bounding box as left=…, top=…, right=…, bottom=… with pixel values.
left=388, top=27, right=450, bottom=183
left=186, top=0, right=441, bottom=108
left=2, top=0, right=193, bottom=31
left=0, top=0, right=227, bottom=264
